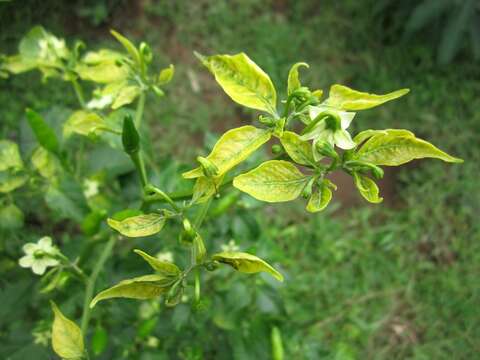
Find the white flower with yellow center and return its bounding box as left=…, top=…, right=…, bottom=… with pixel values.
left=19, top=236, right=60, bottom=275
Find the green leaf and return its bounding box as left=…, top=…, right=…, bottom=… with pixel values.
left=437, top=0, right=476, bottom=64
left=233, top=160, right=309, bottom=203
left=110, top=30, right=141, bottom=66
left=1, top=55, right=36, bottom=74
left=197, top=52, right=277, bottom=114
left=107, top=213, right=166, bottom=237
left=133, top=249, right=181, bottom=276
left=280, top=131, right=315, bottom=166
left=183, top=126, right=271, bottom=179
left=193, top=234, right=207, bottom=264
left=326, top=84, right=410, bottom=111
left=0, top=203, right=24, bottom=230
left=306, top=182, right=333, bottom=212
left=353, top=173, right=383, bottom=204
left=50, top=301, right=84, bottom=360
left=63, top=110, right=105, bottom=138
left=91, top=325, right=108, bottom=356
left=212, top=251, right=283, bottom=282
left=90, top=274, right=173, bottom=308
left=158, top=64, right=174, bottom=85
left=354, top=131, right=463, bottom=166
left=287, top=62, right=308, bottom=95
left=26, top=109, right=60, bottom=155
left=0, top=169, right=28, bottom=193
left=45, top=185, right=86, bottom=222
left=0, top=140, right=24, bottom=171
left=31, top=147, right=61, bottom=180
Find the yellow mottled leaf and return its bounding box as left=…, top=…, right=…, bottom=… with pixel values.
left=280, top=131, right=315, bottom=166
left=327, top=84, right=409, bottom=110
left=133, top=249, right=180, bottom=276
left=51, top=301, right=84, bottom=359
left=183, top=126, right=271, bottom=179
left=107, top=213, right=166, bottom=237
left=90, top=274, right=172, bottom=308
left=197, top=52, right=277, bottom=114
left=233, top=160, right=309, bottom=203
left=354, top=132, right=463, bottom=166
left=306, top=183, right=333, bottom=212
left=353, top=173, right=383, bottom=204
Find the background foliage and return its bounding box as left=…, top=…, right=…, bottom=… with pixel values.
left=1, top=1, right=479, bottom=359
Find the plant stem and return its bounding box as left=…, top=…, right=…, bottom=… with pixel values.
left=71, top=78, right=86, bottom=108
left=144, top=185, right=181, bottom=212
left=194, top=197, right=212, bottom=228
left=130, top=151, right=148, bottom=189
left=134, top=92, right=146, bottom=127
left=80, top=237, right=116, bottom=335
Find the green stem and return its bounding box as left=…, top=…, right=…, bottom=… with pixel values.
left=130, top=151, right=148, bottom=189
left=71, top=78, right=86, bottom=108
left=134, top=92, right=146, bottom=128
left=194, top=197, right=212, bottom=228
left=80, top=237, right=116, bottom=335
left=144, top=185, right=181, bottom=212
left=57, top=253, right=88, bottom=283
left=195, top=269, right=201, bottom=302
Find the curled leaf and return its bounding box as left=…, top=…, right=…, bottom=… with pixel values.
left=287, top=62, right=309, bottom=95
left=90, top=274, right=173, bottom=308
left=133, top=249, right=181, bottom=276
left=353, top=173, right=383, bottom=204
left=212, top=251, right=283, bottom=281
left=327, top=84, right=409, bottom=110
left=107, top=213, right=166, bottom=237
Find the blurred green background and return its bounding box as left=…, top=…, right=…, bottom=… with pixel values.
left=1, top=1, right=479, bottom=359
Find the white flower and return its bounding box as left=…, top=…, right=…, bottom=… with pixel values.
left=146, top=336, right=159, bottom=348
left=301, top=105, right=356, bottom=159
left=83, top=179, right=100, bottom=198
left=155, top=251, right=174, bottom=263
left=32, top=327, right=51, bottom=347
left=220, top=239, right=240, bottom=252
left=19, top=236, right=60, bottom=275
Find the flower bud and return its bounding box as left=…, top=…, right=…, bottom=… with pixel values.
left=122, top=115, right=140, bottom=155
left=315, top=141, right=338, bottom=159
left=139, top=42, right=153, bottom=63
left=271, top=144, right=283, bottom=155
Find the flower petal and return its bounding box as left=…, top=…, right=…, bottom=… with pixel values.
left=22, top=243, right=38, bottom=255
left=19, top=255, right=34, bottom=268
left=340, top=111, right=356, bottom=129
left=43, top=257, right=60, bottom=267
left=38, top=236, right=52, bottom=249
left=300, top=119, right=327, bottom=141
left=334, top=130, right=356, bottom=149
left=31, top=261, right=47, bottom=275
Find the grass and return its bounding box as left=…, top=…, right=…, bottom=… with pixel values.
left=1, top=1, right=479, bottom=359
